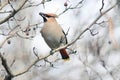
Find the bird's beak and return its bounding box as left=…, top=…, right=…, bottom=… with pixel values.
left=39, top=12, right=46, bottom=17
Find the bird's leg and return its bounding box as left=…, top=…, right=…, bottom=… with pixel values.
left=50, top=49, right=54, bottom=55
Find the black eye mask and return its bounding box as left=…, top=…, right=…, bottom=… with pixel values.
left=45, top=14, right=54, bottom=18
left=39, top=12, right=55, bottom=22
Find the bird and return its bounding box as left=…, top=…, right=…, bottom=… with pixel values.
left=39, top=12, right=69, bottom=60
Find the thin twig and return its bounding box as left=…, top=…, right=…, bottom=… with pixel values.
left=22, top=0, right=51, bottom=10
left=65, top=27, right=70, bottom=36
left=88, top=28, right=99, bottom=36
left=0, top=21, right=42, bottom=48
left=0, top=53, right=14, bottom=80
left=0, top=0, right=28, bottom=25
left=100, top=0, right=105, bottom=14
left=100, top=59, right=116, bottom=80
left=58, top=0, right=84, bottom=16
left=0, top=11, right=12, bottom=14
left=8, top=0, right=15, bottom=11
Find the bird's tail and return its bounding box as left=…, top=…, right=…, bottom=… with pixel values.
left=59, top=49, right=69, bottom=60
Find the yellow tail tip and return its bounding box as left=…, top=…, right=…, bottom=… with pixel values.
left=63, top=58, right=70, bottom=61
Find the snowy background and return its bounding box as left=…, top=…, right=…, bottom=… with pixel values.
left=0, top=0, right=120, bottom=80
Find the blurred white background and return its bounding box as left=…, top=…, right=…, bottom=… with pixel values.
left=0, top=0, right=120, bottom=80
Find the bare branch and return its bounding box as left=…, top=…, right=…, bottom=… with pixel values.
left=65, top=27, right=70, bottom=36
left=95, top=20, right=108, bottom=27
left=88, top=28, right=99, bottom=36
left=100, top=0, right=105, bottom=14
left=0, top=21, right=42, bottom=48
left=0, top=11, right=12, bottom=14
left=0, top=0, right=28, bottom=25
left=8, top=0, right=15, bottom=11
left=33, top=47, right=39, bottom=59
left=58, top=0, right=84, bottom=16
left=22, top=0, right=51, bottom=10
left=13, top=48, right=51, bottom=77
left=100, top=59, right=116, bottom=80
left=10, top=59, right=15, bottom=67
left=79, top=56, right=103, bottom=80
left=44, top=58, right=54, bottom=67
left=0, top=53, right=14, bottom=80
left=0, top=25, right=20, bottom=48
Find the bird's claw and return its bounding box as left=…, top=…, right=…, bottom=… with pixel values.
left=50, top=50, right=54, bottom=55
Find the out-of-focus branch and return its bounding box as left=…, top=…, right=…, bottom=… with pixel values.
left=0, top=25, right=20, bottom=48
left=0, top=20, right=42, bottom=48
left=0, top=11, right=12, bottom=14
left=0, top=1, right=8, bottom=10
left=22, top=0, right=51, bottom=10
left=0, top=0, right=1, bottom=6
left=88, top=28, right=99, bottom=36
left=0, top=53, right=14, bottom=80
left=16, top=21, right=42, bottom=39
left=79, top=56, right=103, bottom=80
left=95, top=20, right=108, bottom=27
left=0, top=0, right=28, bottom=25
left=100, top=59, right=116, bottom=80
left=8, top=0, right=15, bottom=11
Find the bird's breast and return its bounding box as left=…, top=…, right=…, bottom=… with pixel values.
left=40, top=23, right=66, bottom=49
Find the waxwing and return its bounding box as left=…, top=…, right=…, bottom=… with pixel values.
left=39, top=12, right=69, bottom=60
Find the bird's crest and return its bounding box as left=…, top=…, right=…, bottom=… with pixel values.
left=45, top=13, right=58, bottom=18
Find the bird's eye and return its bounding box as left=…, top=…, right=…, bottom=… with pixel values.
left=46, top=15, right=52, bottom=18
left=47, top=16, right=51, bottom=18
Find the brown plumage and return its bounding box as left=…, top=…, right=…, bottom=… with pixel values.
left=39, top=12, right=69, bottom=60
